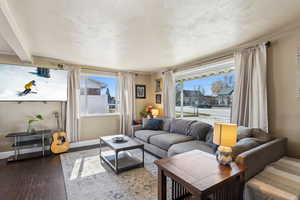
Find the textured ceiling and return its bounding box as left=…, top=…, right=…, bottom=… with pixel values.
left=2, top=0, right=300, bottom=71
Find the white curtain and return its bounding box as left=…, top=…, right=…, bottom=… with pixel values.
left=66, top=68, right=81, bottom=142
left=162, top=71, right=176, bottom=118
left=232, top=44, right=268, bottom=132
left=118, top=72, right=136, bottom=136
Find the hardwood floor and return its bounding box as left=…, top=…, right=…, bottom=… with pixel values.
left=0, top=154, right=66, bottom=200
left=0, top=145, right=99, bottom=200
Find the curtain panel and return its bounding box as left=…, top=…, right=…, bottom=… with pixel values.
left=231, top=44, right=268, bottom=132
left=118, top=72, right=136, bottom=136
left=66, top=67, right=81, bottom=142
left=162, top=71, right=176, bottom=118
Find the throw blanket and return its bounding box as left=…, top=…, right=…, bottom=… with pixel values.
left=245, top=157, right=300, bottom=200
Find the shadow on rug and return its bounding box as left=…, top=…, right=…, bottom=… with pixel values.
left=60, top=148, right=161, bottom=200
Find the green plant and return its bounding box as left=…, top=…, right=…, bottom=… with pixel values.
left=28, top=114, right=44, bottom=125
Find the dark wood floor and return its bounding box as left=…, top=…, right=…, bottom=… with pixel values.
left=0, top=145, right=99, bottom=200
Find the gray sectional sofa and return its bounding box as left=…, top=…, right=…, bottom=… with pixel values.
left=133, top=118, right=287, bottom=180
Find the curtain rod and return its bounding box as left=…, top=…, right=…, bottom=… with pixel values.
left=168, top=41, right=271, bottom=74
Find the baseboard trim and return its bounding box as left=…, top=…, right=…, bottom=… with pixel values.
left=0, top=139, right=99, bottom=160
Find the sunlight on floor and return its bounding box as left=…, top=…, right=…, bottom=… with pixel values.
left=70, top=158, right=82, bottom=180
left=70, top=151, right=117, bottom=180
left=81, top=155, right=106, bottom=178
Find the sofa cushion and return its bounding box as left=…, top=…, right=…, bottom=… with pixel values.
left=170, top=119, right=196, bottom=135
left=189, top=121, right=212, bottom=141
left=149, top=133, right=194, bottom=151
left=251, top=128, right=275, bottom=143
left=237, top=126, right=253, bottom=141
left=231, top=137, right=261, bottom=159
left=168, top=140, right=215, bottom=157
left=135, top=130, right=168, bottom=143
left=143, top=119, right=163, bottom=130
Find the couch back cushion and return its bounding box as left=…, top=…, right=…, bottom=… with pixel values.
left=170, top=119, right=196, bottom=135
left=155, top=117, right=172, bottom=132
left=189, top=121, right=212, bottom=141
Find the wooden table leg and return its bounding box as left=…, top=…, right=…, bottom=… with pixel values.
left=158, top=168, right=167, bottom=200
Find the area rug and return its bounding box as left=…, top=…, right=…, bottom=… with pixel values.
left=60, top=148, right=163, bottom=200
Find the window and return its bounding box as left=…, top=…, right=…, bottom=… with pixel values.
left=175, top=60, right=234, bottom=125
left=80, top=74, right=118, bottom=115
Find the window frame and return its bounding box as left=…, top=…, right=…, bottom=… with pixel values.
left=174, top=59, right=235, bottom=125
left=80, top=73, right=120, bottom=117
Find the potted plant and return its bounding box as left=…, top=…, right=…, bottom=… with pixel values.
left=27, top=114, right=44, bottom=133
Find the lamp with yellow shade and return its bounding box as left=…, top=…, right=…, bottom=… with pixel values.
left=213, top=123, right=237, bottom=165
left=151, top=109, right=159, bottom=118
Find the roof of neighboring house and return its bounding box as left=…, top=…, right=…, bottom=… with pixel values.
left=87, top=78, right=107, bottom=88
left=218, top=87, right=234, bottom=95
left=183, top=90, right=203, bottom=97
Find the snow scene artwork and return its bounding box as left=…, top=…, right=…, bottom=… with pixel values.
left=0, top=64, right=68, bottom=101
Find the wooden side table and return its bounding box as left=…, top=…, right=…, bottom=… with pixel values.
left=154, top=150, right=247, bottom=200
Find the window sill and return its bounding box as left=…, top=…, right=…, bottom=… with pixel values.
left=80, top=113, right=120, bottom=118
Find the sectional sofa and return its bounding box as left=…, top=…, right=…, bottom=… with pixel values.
left=132, top=118, right=287, bottom=180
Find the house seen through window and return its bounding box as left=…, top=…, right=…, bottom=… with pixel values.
left=80, top=75, right=118, bottom=115
left=176, top=73, right=234, bottom=125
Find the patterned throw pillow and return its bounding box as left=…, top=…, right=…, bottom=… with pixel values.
left=143, top=119, right=163, bottom=130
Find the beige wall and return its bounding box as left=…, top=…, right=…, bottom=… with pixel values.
left=80, top=115, right=120, bottom=141
left=0, top=101, right=63, bottom=152
left=149, top=73, right=164, bottom=115
left=135, top=74, right=152, bottom=119
left=268, top=28, right=300, bottom=158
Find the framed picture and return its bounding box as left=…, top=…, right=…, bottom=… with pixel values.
left=136, top=85, right=146, bottom=99
left=156, top=94, right=161, bottom=104
left=155, top=79, right=162, bottom=92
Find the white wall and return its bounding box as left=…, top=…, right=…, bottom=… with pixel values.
left=0, top=101, right=63, bottom=152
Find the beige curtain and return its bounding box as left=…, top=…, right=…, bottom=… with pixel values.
left=162, top=71, right=176, bottom=118
left=118, top=72, right=135, bottom=136
left=66, top=68, right=80, bottom=142
left=232, top=44, right=268, bottom=132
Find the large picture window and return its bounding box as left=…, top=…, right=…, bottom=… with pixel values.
left=80, top=74, right=118, bottom=115
left=175, top=60, right=234, bottom=125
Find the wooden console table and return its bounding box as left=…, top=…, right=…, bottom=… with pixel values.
left=154, top=150, right=247, bottom=200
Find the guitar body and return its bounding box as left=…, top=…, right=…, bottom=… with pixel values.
left=51, top=131, right=70, bottom=154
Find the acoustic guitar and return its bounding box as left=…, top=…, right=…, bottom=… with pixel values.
left=51, top=131, right=70, bottom=154
left=51, top=112, right=70, bottom=154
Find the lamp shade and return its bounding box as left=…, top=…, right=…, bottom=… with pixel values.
left=151, top=109, right=159, bottom=116
left=213, top=123, right=237, bottom=147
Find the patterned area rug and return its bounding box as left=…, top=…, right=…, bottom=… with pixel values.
left=60, top=148, right=162, bottom=200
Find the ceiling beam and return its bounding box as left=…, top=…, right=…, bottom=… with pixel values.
left=0, top=0, right=31, bottom=62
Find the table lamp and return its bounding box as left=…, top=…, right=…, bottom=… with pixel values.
left=213, top=123, right=237, bottom=165
left=151, top=109, right=159, bottom=118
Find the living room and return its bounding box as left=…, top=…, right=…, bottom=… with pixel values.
left=0, top=1, right=300, bottom=200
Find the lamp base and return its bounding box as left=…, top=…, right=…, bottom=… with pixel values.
left=216, top=146, right=233, bottom=165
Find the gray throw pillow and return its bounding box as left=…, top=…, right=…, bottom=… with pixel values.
left=170, top=119, right=196, bottom=135
left=162, top=118, right=172, bottom=132
left=189, top=121, right=212, bottom=141
left=231, top=138, right=261, bottom=159
left=205, top=128, right=218, bottom=152
left=237, top=126, right=253, bottom=141
left=251, top=128, right=274, bottom=144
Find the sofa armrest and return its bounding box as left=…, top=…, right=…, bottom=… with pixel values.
left=235, top=137, right=287, bottom=181
left=132, top=125, right=143, bottom=137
